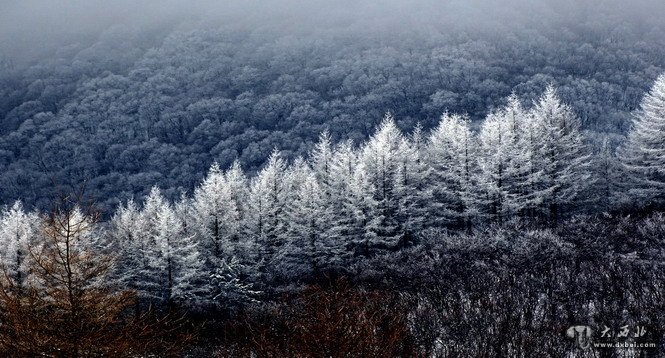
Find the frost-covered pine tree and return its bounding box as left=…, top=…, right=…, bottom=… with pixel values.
left=207, top=255, right=257, bottom=311
left=326, top=141, right=372, bottom=260
left=359, top=113, right=405, bottom=250
left=530, top=86, right=592, bottom=222
left=0, top=201, right=39, bottom=286
left=120, top=187, right=203, bottom=306
left=520, top=107, right=550, bottom=219
left=426, top=113, right=478, bottom=228
left=247, top=149, right=288, bottom=274
left=132, top=188, right=170, bottom=302
left=477, top=95, right=532, bottom=222
left=619, top=74, right=665, bottom=209
left=109, top=198, right=144, bottom=289
left=394, top=124, right=431, bottom=239
left=185, top=162, right=255, bottom=308
left=311, top=130, right=335, bottom=200
left=154, top=189, right=203, bottom=305
left=192, top=162, right=240, bottom=263
left=281, top=162, right=333, bottom=279
left=172, top=193, right=206, bottom=301
left=223, top=160, right=252, bottom=259
left=324, top=140, right=384, bottom=258
left=350, top=161, right=382, bottom=257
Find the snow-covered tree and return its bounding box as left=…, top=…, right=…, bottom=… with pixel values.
left=359, top=113, right=405, bottom=250
left=310, top=130, right=335, bottom=199
left=192, top=162, right=240, bottom=263
left=223, top=160, right=252, bottom=259
left=247, top=149, right=288, bottom=273
left=109, top=198, right=144, bottom=288
left=519, top=107, right=550, bottom=219
left=0, top=200, right=169, bottom=356
left=153, top=188, right=202, bottom=305
left=394, top=124, right=431, bottom=239
left=477, top=95, right=532, bottom=222
left=530, top=86, right=592, bottom=222
left=128, top=189, right=169, bottom=302
left=349, top=161, right=382, bottom=257
left=0, top=201, right=39, bottom=286
left=175, top=163, right=256, bottom=308
left=326, top=141, right=373, bottom=260
left=619, top=74, right=665, bottom=209
left=207, top=256, right=257, bottom=311
left=116, top=187, right=203, bottom=307
left=282, top=163, right=332, bottom=279
left=426, top=113, right=478, bottom=228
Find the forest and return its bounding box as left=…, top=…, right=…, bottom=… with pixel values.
left=2, top=0, right=665, bottom=356
left=1, top=76, right=664, bottom=355
left=1, top=0, right=665, bottom=213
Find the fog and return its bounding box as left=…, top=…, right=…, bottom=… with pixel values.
left=3, top=0, right=664, bottom=64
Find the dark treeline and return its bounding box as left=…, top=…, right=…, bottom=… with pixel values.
left=2, top=197, right=665, bottom=356
left=205, top=213, right=665, bottom=357
left=1, top=0, right=665, bottom=212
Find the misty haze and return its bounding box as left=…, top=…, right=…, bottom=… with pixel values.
left=1, top=0, right=665, bottom=356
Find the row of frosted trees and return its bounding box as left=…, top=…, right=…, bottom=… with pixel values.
left=2, top=76, right=665, bottom=308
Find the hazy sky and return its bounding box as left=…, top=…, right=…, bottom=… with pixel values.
left=1, top=0, right=664, bottom=64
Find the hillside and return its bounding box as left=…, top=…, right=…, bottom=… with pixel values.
left=1, top=0, right=665, bottom=212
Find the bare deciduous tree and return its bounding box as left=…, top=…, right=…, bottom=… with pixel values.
left=0, top=193, right=192, bottom=357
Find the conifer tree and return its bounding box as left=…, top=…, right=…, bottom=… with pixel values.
left=327, top=141, right=370, bottom=260
left=223, top=160, right=252, bottom=259
left=109, top=198, right=144, bottom=289
left=477, top=95, right=531, bottom=222
left=619, top=74, right=665, bottom=209
left=394, top=124, right=431, bottom=239
left=0, top=201, right=39, bottom=286
left=530, top=86, right=592, bottom=222
left=311, top=130, right=335, bottom=200
left=0, top=196, right=190, bottom=356
left=359, top=113, right=405, bottom=250
left=247, top=149, right=288, bottom=274
left=116, top=188, right=203, bottom=307
left=426, top=113, right=478, bottom=228
left=282, top=164, right=330, bottom=279
left=192, top=163, right=237, bottom=263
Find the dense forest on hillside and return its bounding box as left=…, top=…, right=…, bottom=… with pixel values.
left=1, top=0, right=665, bottom=212
left=1, top=73, right=665, bottom=355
